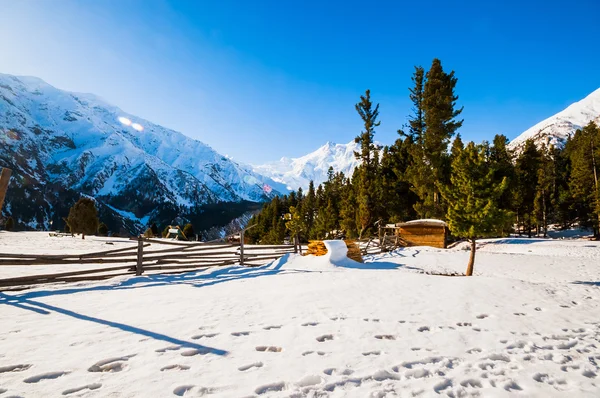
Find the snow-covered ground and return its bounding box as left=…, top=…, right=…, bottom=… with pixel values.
left=1, top=235, right=599, bottom=397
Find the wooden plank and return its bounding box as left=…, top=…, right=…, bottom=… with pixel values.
left=140, top=237, right=236, bottom=248
left=0, top=244, right=147, bottom=260
left=0, top=265, right=135, bottom=285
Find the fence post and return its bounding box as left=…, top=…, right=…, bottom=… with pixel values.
left=136, top=236, right=144, bottom=275
left=239, top=230, right=245, bottom=266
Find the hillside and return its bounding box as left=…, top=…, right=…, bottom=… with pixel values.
left=0, top=74, right=287, bottom=234
left=509, top=87, right=600, bottom=149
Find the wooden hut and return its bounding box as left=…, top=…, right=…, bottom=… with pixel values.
left=395, top=219, right=448, bottom=248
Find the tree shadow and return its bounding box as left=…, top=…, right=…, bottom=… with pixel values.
left=572, top=281, right=600, bottom=287
left=0, top=292, right=228, bottom=356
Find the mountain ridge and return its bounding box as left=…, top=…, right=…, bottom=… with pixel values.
left=0, top=73, right=287, bottom=234
left=509, top=87, right=600, bottom=149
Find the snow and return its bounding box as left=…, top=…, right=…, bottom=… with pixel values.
left=509, top=87, right=600, bottom=150
left=252, top=141, right=362, bottom=191
left=403, top=219, right=448, bottom=226
left=1, top=233, right=600, bottom=397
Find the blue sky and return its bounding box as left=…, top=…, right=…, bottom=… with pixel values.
left=1, top=0, right=599, bottom=164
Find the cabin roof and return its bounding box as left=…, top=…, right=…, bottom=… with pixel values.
left=396, top=219, right=448, bottom=228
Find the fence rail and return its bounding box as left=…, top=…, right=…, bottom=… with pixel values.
left=0, top=236, right=296, bottom=291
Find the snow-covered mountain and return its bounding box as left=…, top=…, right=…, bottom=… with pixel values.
left=0, top=73, right=287, bottom=233
left=253, top=141, right=361, bottom=191
left=509, top=87, right=600, bottom=149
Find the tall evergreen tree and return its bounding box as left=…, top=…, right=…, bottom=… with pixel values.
left=67, top=197, right=99, bottom=240
left=354, top=89, right=380, bottom=238
left=407, top=59, right=463, bottom=219
left=440, top=142, right=510, bottom=276
left=515, top=139, right=541, bottom=237
left=534, top=143, right=557, bottom=237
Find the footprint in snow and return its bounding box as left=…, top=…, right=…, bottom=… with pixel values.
left=457, top=322, right=472, bottom=327
left=231, top=331, right=251, bottom=336
left=181, top=348, right=211, bottom=356
left=156, top=346, right=181, bottom=353
left=191, top=333, right=218, bottom=339
left=62, top=383, right=102, bottom=395
left=0, top=364, right=32, bottom=373
left=513, top=312, right=526, bottom=316
left=238, top=362, right=263, bottom=371
left=302, top=351, right=326, bottom=356
left=375, top=335, right=395, bottom=340
left=316, top=334, right=334, bottom=342
left=88, top=356, right=135, bottom=372
left=301, top=322, right=318, bottom=327
left=23, top=371, right=69, bottom=384
left=263, top=325, right=281, bottom=330
left=417, top=326, right=430, bottom=332
left=161, top=364, right=190, bottom=371
left=476, top=314, right=489, bottom=319
left=255, top=382, right=285, bottom=395
left=362, top=350, right=381, bottom=356
left=256, top=346, right=282, bottom=352
left=173, top=385, right=211, bottom=397
left=504, top=381, right=523, bottom=391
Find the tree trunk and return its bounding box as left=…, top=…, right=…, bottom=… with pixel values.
left=82, top=233, right=85, bottom=240
left=542, top=192, right=547, bottom=238
left=466, top=239, right=476, bottom=276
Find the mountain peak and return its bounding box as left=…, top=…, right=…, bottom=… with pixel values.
left=253, top=140, right=360, bottom=191
left=509, top=87, right=600, bottom=149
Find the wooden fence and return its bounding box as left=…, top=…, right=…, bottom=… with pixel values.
left=0, top=237, right=295, bottom=290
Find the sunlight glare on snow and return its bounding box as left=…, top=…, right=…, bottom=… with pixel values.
left=243, top=175, right=258, bottom=185
left=118, top=116, right=132, bottom=126
left=131, top=123, right=144, bottom=131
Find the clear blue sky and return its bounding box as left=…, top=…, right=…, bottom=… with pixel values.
left=1, top=0, right=599, bottom=164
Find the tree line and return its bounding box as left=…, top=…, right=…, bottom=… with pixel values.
left=246, top=58, right=600, bottom=247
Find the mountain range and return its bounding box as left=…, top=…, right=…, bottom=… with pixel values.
left=252, top=140, right=361, bottom=191
left=0, top=73, right=287, bottom=234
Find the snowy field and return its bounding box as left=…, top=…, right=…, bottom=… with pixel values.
left=0, top=234, right=599, bottom=397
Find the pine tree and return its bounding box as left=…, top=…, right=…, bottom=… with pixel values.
left=150, top=222, right=159, bottom=236
left=407, top=59, right=463, bottom=219
left=354, top=89, right=380, bottom=238
left=183, top=223, right=195, bottom=240
left=98, top=222, right=108, bottom=236
left=285, top=205, right=304, bottom=249
left=339, top=178, right=358, bottom=238
left=301, top=181, right=316, bottom=239
left=450, top=134, right=464, bottom=161
left=534, top=144, right=557, bottom=237
left=67, top=197, right=99, bottom=239
left=440, top=142, right=510, bottom=276
left=515, top=139, right=541, bottom=237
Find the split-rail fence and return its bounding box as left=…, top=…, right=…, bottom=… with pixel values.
left=0, top=236, right=296, bottom=290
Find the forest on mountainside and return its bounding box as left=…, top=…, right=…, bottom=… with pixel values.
left=246, top=59, right=600, bottom=244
